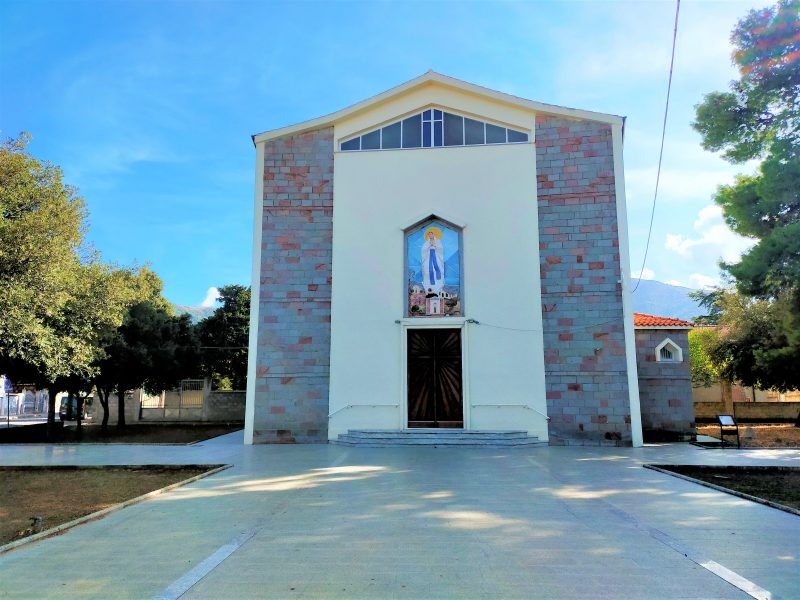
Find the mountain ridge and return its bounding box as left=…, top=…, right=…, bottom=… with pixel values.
left=170, top=280, right=704, bottom=325
left=171, top=304, right=214, bottom=323
left=630, top=279, right=702, bottom=322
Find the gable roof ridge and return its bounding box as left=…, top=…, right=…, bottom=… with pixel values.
left=633, top=312, right=694, bottom=328
left=252, top=71, right=624, bottom=145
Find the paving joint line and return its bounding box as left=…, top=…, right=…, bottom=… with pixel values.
left=525, top=455, right=777, bottom=600
left=327, top=448, right=351, bottom=468
left=153, top=451, right=350, bottom=599
left=153, top=527, right=260, bottom=600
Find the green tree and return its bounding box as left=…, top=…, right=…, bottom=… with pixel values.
left=96, top=301, right=199, bottom=429
left=693, top=0, right=799, bottom=297
left=692, top=0, right=798, bottom=162
left=196, top=285, right=250, bottom=390
left=702, top=290, right=798, bottom=391
left=692, top=0, right=800, bottom=388
left=2, top=135, right=117, bottom=434
left=85, top=265, right=168, bottom=431
left=1, top=133, right=87, bottom=383
left=688, top=328, right=723, bottom=388
left=1, top=134, right=174, bottom=435
left=689, top=288, right=727, bottom=325
left=0, top=263, right=166, bottom=435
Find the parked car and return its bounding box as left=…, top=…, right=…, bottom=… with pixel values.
left=58, top=395, right=90, bottom=422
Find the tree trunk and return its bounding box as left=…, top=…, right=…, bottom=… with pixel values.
left=46, top=387, right=57, bottom=441
left=75, top=393, right=84, bottom=439
left=116, top=389, right=126, bottom=429
left=721, top=380, right=734, bottom=415
left=98, top=389, right=110, bottom=432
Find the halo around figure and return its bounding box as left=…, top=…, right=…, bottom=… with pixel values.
left=423, top=226, right=443, bottom=240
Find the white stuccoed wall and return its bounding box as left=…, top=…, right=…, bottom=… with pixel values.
left=328, top=138, right=548, bottom=441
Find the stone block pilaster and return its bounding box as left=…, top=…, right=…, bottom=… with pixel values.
left=252, top=127, right=334, bottom=443
left=535, top=115, right=632, bottom=445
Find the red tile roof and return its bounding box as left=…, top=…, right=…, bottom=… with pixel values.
left=633, top=313, right=693, bottom=327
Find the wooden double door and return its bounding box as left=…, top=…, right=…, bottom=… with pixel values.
left=407, top=328, right=463, bottom=428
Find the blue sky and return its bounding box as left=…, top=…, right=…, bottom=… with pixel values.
left=1, top=0, right=769, bottom=306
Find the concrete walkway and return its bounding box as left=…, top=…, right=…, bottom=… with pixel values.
left=1, top=434, right=797, bottom=599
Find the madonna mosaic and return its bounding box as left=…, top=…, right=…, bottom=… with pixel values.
left=406, top=220, right=462, bottom=317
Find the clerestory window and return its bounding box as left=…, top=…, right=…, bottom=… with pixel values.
left=340, top=109, right=529, bottom=152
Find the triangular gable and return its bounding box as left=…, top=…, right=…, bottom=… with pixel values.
left=252, top=71, right=623, bottom=145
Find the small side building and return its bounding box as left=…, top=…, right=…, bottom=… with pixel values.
left=634, top=313, right=694, bottom=440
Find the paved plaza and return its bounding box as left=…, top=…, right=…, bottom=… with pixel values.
left=0, top=433, right=798, bottom=599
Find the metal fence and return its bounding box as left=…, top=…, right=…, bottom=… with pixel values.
left=0, top=391, right=48, bottom=416
left=140, top=392, right=164, bottom=409
left=139, top=379, right=207, bottom=420
left=0, top=394, right=21, bottom=417
left=179, top=379, right=204, bottom=408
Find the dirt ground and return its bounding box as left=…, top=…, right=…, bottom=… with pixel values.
left=659, top=465, right=800, bottom=511
left=62, top=423, right=242, bottom=444
left=0, top=466, right=215, bottom=546
left=5, top=423, right=242, bottom=444
left=696, top=424, right=800, bottom=448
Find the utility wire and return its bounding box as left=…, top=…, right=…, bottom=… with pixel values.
left=458, top=318, right=620, bottom=333
left=199, top=346, right=248, bottom=350
left=632, top=0, right=681, bottom=294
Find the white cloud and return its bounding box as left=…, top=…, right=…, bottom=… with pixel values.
left=688, top=273, right=718, bottom=289
left=632, top=267, right=655, bottom=280
left=664, top=279, right=684, bottom=287
left=694, top=204, right=723, bottom=228
left=200, top=287, right=221, bottom=308
left=665, top=204, right=755, bottom=264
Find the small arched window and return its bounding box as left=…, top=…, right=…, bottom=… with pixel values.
left=655, top=338, right=682, bottom=363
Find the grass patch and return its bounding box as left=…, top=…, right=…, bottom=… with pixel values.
left=0, top=465, right=221, bottom=546
left=696, top=424, right=800, bottom=448
left=653, top=465, right=800, bottom=511
left=2, top=423, right=242, bottom=445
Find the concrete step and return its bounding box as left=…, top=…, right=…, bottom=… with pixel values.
left=334, top=429, right=546, bottom=447
left=332, top=439, right=548, bottom=448
left=344, top=429, right=529, bottom=438
left=339, top=433, right=528, bottom=444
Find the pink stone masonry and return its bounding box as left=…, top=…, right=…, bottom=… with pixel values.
left=535, top=115, right=631, bottom=445
left=253, top=128, right=334, bottom=443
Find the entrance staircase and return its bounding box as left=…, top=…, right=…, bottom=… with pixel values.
left=333, top=429, right=546, bottom=448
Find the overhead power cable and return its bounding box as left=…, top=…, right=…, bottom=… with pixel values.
left=632, top=0, right=681, bottom=294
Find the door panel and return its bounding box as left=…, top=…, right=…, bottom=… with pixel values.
left=407, top=329, right=463, bottom=428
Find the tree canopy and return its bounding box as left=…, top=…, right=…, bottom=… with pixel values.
left=0, top=133, right=89, bottom=381
left=95, top=301, right=199, bottom=427
left=693, top=0, right=799, bottom=299
left=0, top=133, right=189, bottom=433
left=688, top=328, right=722, bottom=388
left=196, top=285, right=250, bottom=390
left=692, top=0, right=800, bottom=390
left=693, top=0, right=799, bottom=164
left=708, top=290, right=799, bottom=391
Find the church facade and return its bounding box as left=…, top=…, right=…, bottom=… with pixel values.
left=245, top=72, right=647, bottom=447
